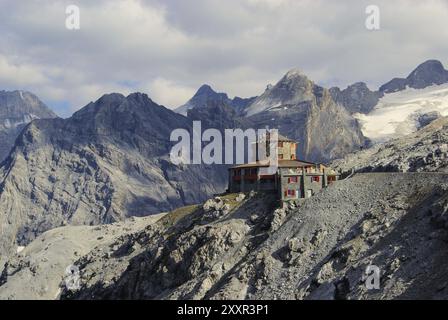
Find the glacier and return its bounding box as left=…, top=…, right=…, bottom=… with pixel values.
left=355, top=83, right=448, bottom=143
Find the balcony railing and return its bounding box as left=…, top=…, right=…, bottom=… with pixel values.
left=243, top=174, right=258, bottom=180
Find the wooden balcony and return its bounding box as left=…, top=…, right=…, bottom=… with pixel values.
left=243, top=174, right=258, bottom=180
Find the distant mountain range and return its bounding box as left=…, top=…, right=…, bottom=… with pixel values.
left=337, top=60, right=448, bottom=143
left=176, top=59, right=448, bottom=145
left=177, top=68, right=367, bottom=162
left=1, top=59, right=448, bottom=267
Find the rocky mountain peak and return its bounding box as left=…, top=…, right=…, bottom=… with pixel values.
left=125, top=92, right=158, bottom=107
left=0, top=90, right=56, bottom=119
left=380, top=59, right=448, bottom=93
left=279, top=68, right=312, bottom=88
left=98, top=92, right=126, bottom=103
left=194, top=84, right=219, bottom=96
left=244, top=69, right=316, bottom=116
left=70, top=92, right=189, bottom=155
left=348, top=82, right=369, bottom=90
left=175, top=83, right=256, bottom=116
left=71, top=93, right=126, bottom=120
left=330, top=82, right=382, bottom=114
left=174, top=84, right=231, bottom=116
left=284, top=67, right=307, bottom=79
left=92, top=92, right=126, bottom=107
left=243, top=69, right=365, bottom=161
left=193, top=84, right=229, bottom=101
left=406, top=59, right=448, bottom=89
left=411, top=59, right=445, bottom=73
left=0, top=90, right=57, bottom=162
left=73, top=92, right=166, bottom=119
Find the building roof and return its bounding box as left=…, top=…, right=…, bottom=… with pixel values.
left=229, top=159, right=317, bottom=170
left=277, top=134, right=296, bottom=142
left=255, top=132, right=296, bottom=143
left=278, top=159, right=317, bottom=167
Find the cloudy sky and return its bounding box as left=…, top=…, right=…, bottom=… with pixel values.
left=0, top=0, right=447, bottom=117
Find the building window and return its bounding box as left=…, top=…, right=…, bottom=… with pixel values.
left=279, top=154, right=283, bottom=160
left=288, top=176, right=298, bottom=183
left=284, top=189, right=296, bottom=197
left=311, top=176, right=320, bottom=183
left=278, top=142, right=283, bottom=147
left=328, top=176, right=336, bottom=184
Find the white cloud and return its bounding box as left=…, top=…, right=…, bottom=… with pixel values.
left=148, top=78, right=195, bottom=108
left=246, top=0, right=291, bottom=8
left=0, top=0, right=447, bottom=116
left=0, top=55, right=48, bottom=86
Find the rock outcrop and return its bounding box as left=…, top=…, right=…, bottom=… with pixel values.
left=65, top=173, right=448, bottom=300
left=331, top=116, right=448, bottom=173
left=3, top=173, right=447, bottom=300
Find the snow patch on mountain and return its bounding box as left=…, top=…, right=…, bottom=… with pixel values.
left=355, top=83, right=448, bottom=143
left=246, top=98, right=283, bottom=116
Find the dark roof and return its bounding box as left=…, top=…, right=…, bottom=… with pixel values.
left=229, top=159, right=317, bottom=170
left=229, top=161, right=270, bottom=169
left=278, top=160, right=317, bottom=167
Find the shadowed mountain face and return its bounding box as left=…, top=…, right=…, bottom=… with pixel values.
left=0, top=90, right=56, bottom=162
left=186, top=98, right=250, bottom=131
left=0, top=92, right=228, bottom=263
